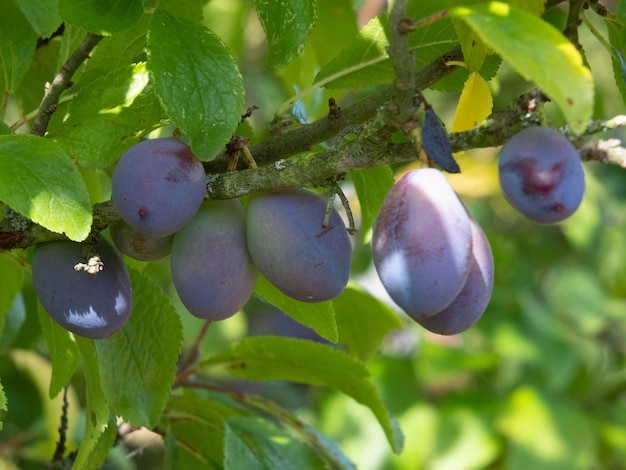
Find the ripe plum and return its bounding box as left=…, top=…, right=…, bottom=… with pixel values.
left=246, top=188, right=352, bottom=302
left=498, top=127, right=585, bottom=224
left=372, top=168, right=473, bottom=319
left=171, top=199, right=258, bottom=320
left=111, top=138, right=206, bottom=237
left=32, top=238, right=133, bottom=339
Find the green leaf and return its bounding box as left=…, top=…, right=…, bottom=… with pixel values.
left=0, top=379, right=6, bottom=431
left=0, top=254, right=23, bottom=316
left=148, top=9, right=245, bottom=161
left=49, top=62, right=166, bottom=170
left=254, top=0, right=317, bottom=68
left=0, top=135, right=93, bottom=241
left=224, top=416, right=325, bottom=469
left=0, top=121, right=10, bottom=135
left=15, top=0, right=62, bottom=38
left=74, top=337, right=114, bottom=470
left=351, top=165, right=395, bottom=243
left=37, top=305, right=80, bottom=399
left=94, top=268, right=182, bottom=427
left=0, top=0, right=38, bottom=92
left=58, top=0, right=143, bottom=35
left=334, top=285, right=403, bottom=362
left=314, top=2, right=456, bottom=89
left=202, top=336, right=404, bottom=453
left=450, top=2, right=593, bottom=134
left=254, top=275, right=338, bottom=343
left=167, top=391, right=252, bottom=467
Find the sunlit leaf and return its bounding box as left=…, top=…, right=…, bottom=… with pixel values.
left=148, top=9, right=245, bottom=161
left=0, top=135, right=93, bottom=241
left=451, top=71, right=493, bottom=132
left=450, top=2, right=593, bottom=133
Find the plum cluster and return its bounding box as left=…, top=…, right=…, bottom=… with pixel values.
left=32, top=138, right=352, bottom=339
left=372, top=168, right=495, bottom=335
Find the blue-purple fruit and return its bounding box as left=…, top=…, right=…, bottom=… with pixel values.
left=32, top=238, right=133, bottom=339
left=171, top=199, right=258, bottom=321
left=246, top=188, right=352, bottom=302
left=498, top=127, right=585, bottom=224
left=111, top=138, right=206, bottom=237
left=372, top=168, right=473, bottom=319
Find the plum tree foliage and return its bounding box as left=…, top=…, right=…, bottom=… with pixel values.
left=1, top=0, right=626, bottom=469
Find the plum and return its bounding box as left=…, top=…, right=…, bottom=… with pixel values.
left=32, top=238, right=133, bottom=339
left=372, top=168, right=473, bottom=319
left=111, top=137, right=206, bottom=237
left=498, top=126, right=585, bottom=224
left=171, top=199, right=258, bottom=320
left=246, top=188, right=352, bottom=302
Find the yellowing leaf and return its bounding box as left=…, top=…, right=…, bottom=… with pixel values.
left=452, top=71, right=493, bottom=132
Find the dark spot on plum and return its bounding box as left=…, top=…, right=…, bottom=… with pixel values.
left=502, top=157, right=565, bottom=197
left=164, top=147, right=202, bottom=183
left=138, top=206, right=149, bottom=219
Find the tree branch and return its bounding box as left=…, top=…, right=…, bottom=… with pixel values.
left=31, top=32, right=103, bottom=136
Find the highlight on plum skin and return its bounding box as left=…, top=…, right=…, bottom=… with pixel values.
left=371, top=168, right=473, bottom=320
left=417, top=219, right=494, bottom=335
left=31, top=238, right=133, bottom=339
left=111, top=137, right=207, bottom=238
left=246, top=188, right=352, bottom=303
left=498, top=126, right=585, bottom=224
left=170, top=199, right=259, bottom=321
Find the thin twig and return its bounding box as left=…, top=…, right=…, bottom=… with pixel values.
left=31, top=32, right=103, bottom=136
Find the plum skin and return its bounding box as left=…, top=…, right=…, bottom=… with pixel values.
left=110, top=220, right=173, bottom=261
left=32, top=238, right=133, bottom=339
left=246, top=188, right=352, bottom=303
left=372, top=168, right=473, bottom=320
left=170, top=199, right=258, bottom=321
left=417, top=219, right=494, bottom=335
left=111, top=138, right=207, bottom=237
left=498, top=127, right=585, bottom=224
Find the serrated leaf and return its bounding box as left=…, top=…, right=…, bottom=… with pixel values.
left=224, top=416, right=325, bottom=469
left=450, top=2, right=593, bottom=134
left=422, top=107, right=460, bottom=173
left=202, top=336, right=404, bottom=453
left=254, top=275, right=338, bottom=343
left=334, top=285, right=403, bottom=362
left=0, top=135, right=93, bottom=241
left=451, top=71, right=493, bottom=132
left=148, top=9, right=245, bottom=161
left=58, top=0, right=143, bottom=35
left=94, top=268, right=182, bottom=427
left=0, top=379, right=6, bottom=431
left=0, top=0, right=37, bottom=92
left=38, top=305, right=79, bottom=399
left=351, top=165, right=395, bottom=243
left=49, top=63, right=166, bottom=169
left=15, top=0, right=62, bottom=38
left=255, top=0, right=317, bottom=68
left=314, top=2, right=456, bottom=89
left=74, top=337, right=113, bottom=470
